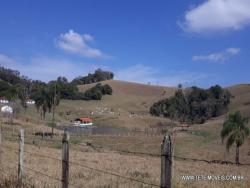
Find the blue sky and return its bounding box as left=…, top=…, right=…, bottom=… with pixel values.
left=0, top=0, right=250, bottom=87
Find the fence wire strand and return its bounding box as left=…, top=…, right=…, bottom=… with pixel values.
left=68, top=160, right=161, bottom=187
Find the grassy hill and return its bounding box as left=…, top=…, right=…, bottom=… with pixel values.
left=1, top=81, right=250, bottom=188
left=14, top=80, right=250, bottom=130
left=227, top=84, right=250, bottom=118
left=60, top=80, right=177, bottom=129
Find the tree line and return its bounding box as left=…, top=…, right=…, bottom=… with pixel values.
left=150, top=85, right=231, bottom=124
left=0, top=66, right=113, bottom=114
left=0, top=66, right=113, bottom=100
left=71, top=68, right=114, bottom=85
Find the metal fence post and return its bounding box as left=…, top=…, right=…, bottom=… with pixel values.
left=18, top=129, right=24, bottom=182
left=161, top=134, right=172, bottom=188
left=62, top=130, right=69, bottom=188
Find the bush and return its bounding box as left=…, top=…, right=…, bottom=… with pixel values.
left=103, top=84, right=113, bottom=95
left=83, top=83, right=112, bottom=100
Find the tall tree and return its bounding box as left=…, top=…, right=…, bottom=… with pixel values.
left=221, top=111, right=249, bottom=165
left=48, top=82, right=61, bottom=136
left=16, top=84, right=29, bottom=112
left=34, top=89, right=50, bottom=119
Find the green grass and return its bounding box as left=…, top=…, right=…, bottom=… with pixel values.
left=187, top=130, right=215, bottom=146
left=51, top=141, right=62, bottom=149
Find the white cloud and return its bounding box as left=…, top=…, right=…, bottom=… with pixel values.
left=0, top=54, right=101, bottom=82
left=56, top=29, right=106, bottom=58
left=181, top=0, right=250, bottom=33
left=115, top=64, right=207, bottom=87
left=0, top=54, right=208, bottom=87
left=0, top=54, right=16, bottom=65
left=226, top=47, right=241, bottom=55
left=193, top=47, right=240, bottom=62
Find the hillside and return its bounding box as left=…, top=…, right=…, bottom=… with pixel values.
left=2, top=81, right=250, bottom=188
left=78, top=80, right=176, bottom=110
left=227, top=84, right=250, bottom=118
left=5, top=80, right=250, bottom=130
left=59, top=80, right=177, bottom=128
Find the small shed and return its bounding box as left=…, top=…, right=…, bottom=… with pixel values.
left=1, top=105, right=13, bottom=114
left=74, top=117, right=93, bottom=127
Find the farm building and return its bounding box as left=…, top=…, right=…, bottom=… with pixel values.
left=0, top=97, right=9, bottom=104
left=26, top=99, right=35, bottom=105
left=74, top=117, right=93, bottom=127
left=1, top=105, right=13, bottom=114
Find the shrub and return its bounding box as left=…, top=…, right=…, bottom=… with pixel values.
left=83, top=83, right=112, bottom=100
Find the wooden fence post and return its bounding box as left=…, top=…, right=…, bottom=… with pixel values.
left=18, top=129, right=24, bottom=182
left=161, top=134, right=172, bottom=188
left=62, top=130, right=69, bottom=188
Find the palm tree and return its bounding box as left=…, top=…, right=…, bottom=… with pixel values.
left=34, top=88, right=52, bottom=119
left=221, top=111, right=249, bottom=165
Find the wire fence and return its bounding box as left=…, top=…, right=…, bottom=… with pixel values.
left=0, top=128, right=163, bottom=188
left=1, top=127, right=249, bottom=188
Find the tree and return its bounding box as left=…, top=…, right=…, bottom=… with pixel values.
left=150, top=85, right=231, bottom=124
left=71, top=69, right=114, bottom=85
left=221, top=111, right=249, bottom=165
left=34, top=88, right=51, bottom=119
left=47, top=81, right=61, bottom=136
left=16, top=84, right=29, bottom=112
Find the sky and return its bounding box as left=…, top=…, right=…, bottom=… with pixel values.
left=0, top=0, right=250, bottom=87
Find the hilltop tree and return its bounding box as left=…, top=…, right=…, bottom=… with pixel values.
left=221, top=111, right=249, bottom=165
left=71, top=69, right=114, bottom=85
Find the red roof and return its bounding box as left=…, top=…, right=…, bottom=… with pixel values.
left=76, top=117, right=92, bottom=123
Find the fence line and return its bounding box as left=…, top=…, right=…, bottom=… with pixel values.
left=68, top=160, right=161, bottom=187
left=2, top=143, right=161, bottom=187
left=3, top=129, right=250, bottom=166
left=3, top=143, right=250, bottom=167
left=1, top=128, right=164, bottom=188
left=2, top=127, right=250, bottom=188
left=70, top=141, right=161, bottom=157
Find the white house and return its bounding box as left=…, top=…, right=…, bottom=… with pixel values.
left=26, top=99, right=35, bottom=105
left=0, top=97, right=9, bottom=104
left=1, top=105, right=13, bottom=114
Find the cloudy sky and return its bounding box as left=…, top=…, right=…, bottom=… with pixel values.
left=0, top=0, right=250, bottom=87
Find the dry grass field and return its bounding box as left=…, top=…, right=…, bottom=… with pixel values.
left=0, top=81, right=250, bottom=187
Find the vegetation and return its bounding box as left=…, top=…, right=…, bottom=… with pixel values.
left=150, top=85, right=231, bottom=124
left=221, top=111, right=249, bottom=165
left=71, top=68, right=114, bottom=85
left=83, top=83, right=113, bottom=100
left=0, top=66, right=114, bottom=104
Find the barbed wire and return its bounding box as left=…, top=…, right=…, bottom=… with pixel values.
left=5, top=159, right=63, bottom=184
left=68, top=160, right=161, bottom=187
left=3, top=133, right=250, bottom=166
left=24, top=149, right=62, bottom=162
left=173, top=155, right=250, bottom=166
left=69, top=141, right=161, bottom=157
